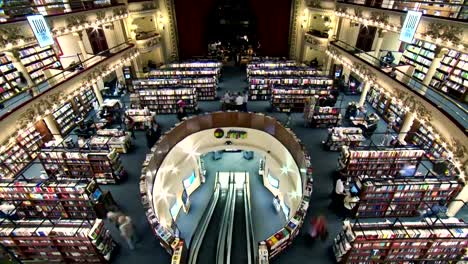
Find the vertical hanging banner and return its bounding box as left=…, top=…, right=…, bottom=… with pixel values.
left=399, top=11, right=422, bottom=43
left=27, top=14, right=54, bottom=47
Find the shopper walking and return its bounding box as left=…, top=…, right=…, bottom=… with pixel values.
left=235, top=92, right=243, bottom=111
left=126, top=115, right=136, bottom=139
left=118, top=215, right=137, bottom=250
left=330, top=176, right=346, bottom=215
left=242, top=91, right=248, bottom=112
left=107, top=210, right=123, bottom=228
left=308, top=215, right=328, bottom=241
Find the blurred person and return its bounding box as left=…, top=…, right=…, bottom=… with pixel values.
left=118, top=215, right=137, bottom=250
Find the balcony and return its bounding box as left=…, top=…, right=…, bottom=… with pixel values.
left=0, top=42, right=135, bottom=120
left=337, top=0, right=467, bottom=21
left=135, top=31, right=161, bottom=53
left=0, top=0, right=118, bottom=24
left=128, top=1, right=159, bottom=15
left=330, top=40, right=468, bottom=129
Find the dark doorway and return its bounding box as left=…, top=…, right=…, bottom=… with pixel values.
left=355, top=25, right=376, bottom=52
left=86, top=28, right=109, bottom=55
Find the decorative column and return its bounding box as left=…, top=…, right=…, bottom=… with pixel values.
left=115, top=66, right=125, bottom=83
left=398, top=112, right=415, bottom=142
left=447, top=186, right=468, bottom=216
left=43, top=114, right=63, bottom=141
left=73, top=31, right=89, bottom=61
left=334, top=16, right=343, bottom=40
left=132, top=57, right=142, bottom=78
left=325, top=55, right=333, bottom=76
left=63, top=0, right=71, bottom=12
left=6, top=51, right=34, bottom=87
left=422, top=46, right=447, bottom=91
left=358, top=82, right=372, bottom=107
left=93, top=82, right=104, bottom=105
left=373, top=29, right=385, bottom=58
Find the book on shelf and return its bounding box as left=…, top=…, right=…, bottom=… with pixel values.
left=0, top=219, right=115, bottom=262
left=19, top=44, right=62, bottom=84
left=333, top=218, right=468, bottom=263
left=52, top=101, right=77, bottom=135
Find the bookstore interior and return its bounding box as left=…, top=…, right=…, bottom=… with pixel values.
left=0, top=0, right=467, bottom=264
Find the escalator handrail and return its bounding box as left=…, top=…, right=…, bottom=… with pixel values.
left=226, top=178, right=237, bottom=264
left=244, top=172, right=257, bottom=264
left=217, top=173, right=235, bottom=264
left=188, top=175, right=221, bottom=264
left=243, top=182, right=252, bottom=264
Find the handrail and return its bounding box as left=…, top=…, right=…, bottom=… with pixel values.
left=244, top=173, right=256, bottom=264
left=337, top=0, right=467, bottom=21
left=226, top=173, right=236, bottom=264
left=330, top=40, right=468, bottom=130
left=188, top=180, right=221, bottom=264
left=0, top=41, right=134, bottom=121
left=217, top=174, right=235, bottom=264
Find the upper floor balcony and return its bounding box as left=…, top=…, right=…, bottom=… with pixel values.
left=0, top=0, right=121, bottom=24
left=337, top=0, right=468, bottom=21
left=128, top=0, right=159, bottom=15
left=0, top=41, right=136, bottom=120
left=330, top=39, right=468, bottom=130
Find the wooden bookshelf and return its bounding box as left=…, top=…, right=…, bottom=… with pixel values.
left=262, top=176, right=313, bottom=259
left=308, top=107, right=342, bottom=128
left=353, top=178, right=462, bottom=218
left=125, top=108, right=156, bottom=130
left=247, top=67, right=319, bottom=77
left=0, top=180, right=109, bottom=219
left=52, top=101, right=76, bottom=136
left=18, top=44, right=62, bottom=84
left=141, top=77, right=216, bottom=100
left=0, top=219, right=115, bottom=263
left=71, top=88, right=97, bottom=117
left=0, top=53, right=22, bottom=101
left=401, top=40, right=436, bottom=81
left=430, top=49, right=467, bottom=102
left=148, top=68, right=220, bottom=78
left=38, top=149, right=126, bottom=184
left=337, top=148, right=425, bottom=179
left=325, top=127, right=365, bottom=151
left=132, top=80, right=198, bottom=114
left=249, top=76, right=331, bottom=101
left=404, top=120, right=450, bottom=160
left=333, top=218, right=468, bottom=263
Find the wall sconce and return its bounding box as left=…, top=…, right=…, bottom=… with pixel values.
left=300, top=9, right=309, bottom=29
left=157, top=11, right=166, bottom=30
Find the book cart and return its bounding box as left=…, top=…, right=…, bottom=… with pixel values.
left=333, top=218, right=468, bottom=263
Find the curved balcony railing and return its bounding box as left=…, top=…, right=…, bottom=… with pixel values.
left=337, top=0, right=468, bottom=21
left=0, top=41, right=134, bottom=120
left=0, top=0, right=117, bottom=24
left=330, top=40, right=468, bottom=129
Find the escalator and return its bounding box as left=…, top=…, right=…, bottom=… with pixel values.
left=189, top=172, right=256, bottom=264
left=230, top=185, right=248, bottom=263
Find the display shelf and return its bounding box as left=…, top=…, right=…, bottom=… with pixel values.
left=133, top=80, right=198, bottom=114
left=430, top=49, right=467, bottom=101
left=325, top=127, right=364, bottom=151
left=148, top=68, right=220, bottom=78
left=271, top=78, right=334, bottom=112
left=141, top=77, right=216, bottom=100
left=52, top=101, right=76, bottom=136
left=385, top=99, right=407, bottom=132
left=163, top=61, right=222, bottom=69
left=247, top=61, right=297, bottom=70
left=73, top=88, right=97, bottom=116
left=0, top=121, right=51, bottom=181
left=18, top=44, right=62, bottom=84
left=0, top=219, right=115, bottom=263
left=0, top=180, right=107, bottom=219
left=307, top=106, right=342, bottom=128
left=125, top=108, right=156, bottom=130
left=92, top=129, right=131, bottom=153
left=333, top=218, right=468, bottom=263
left=404, top=120, right=450, bottom=160
left=401, top=40, right=436, bottom=81
left=352, top=177, right=462, bottom=218
left=249, top=76, right=332, bottom=100
left=38, top=149, right=125, bottom=184
left=337, top=147, right=425, bottom=179
left=247, top=67, right=318, bottom=77
left=0, top=53, right=22, bottom=101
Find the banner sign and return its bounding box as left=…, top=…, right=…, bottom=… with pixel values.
left=27, top=15, right=54, bottom=47
left=399, top=11, right=422, bottom=43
